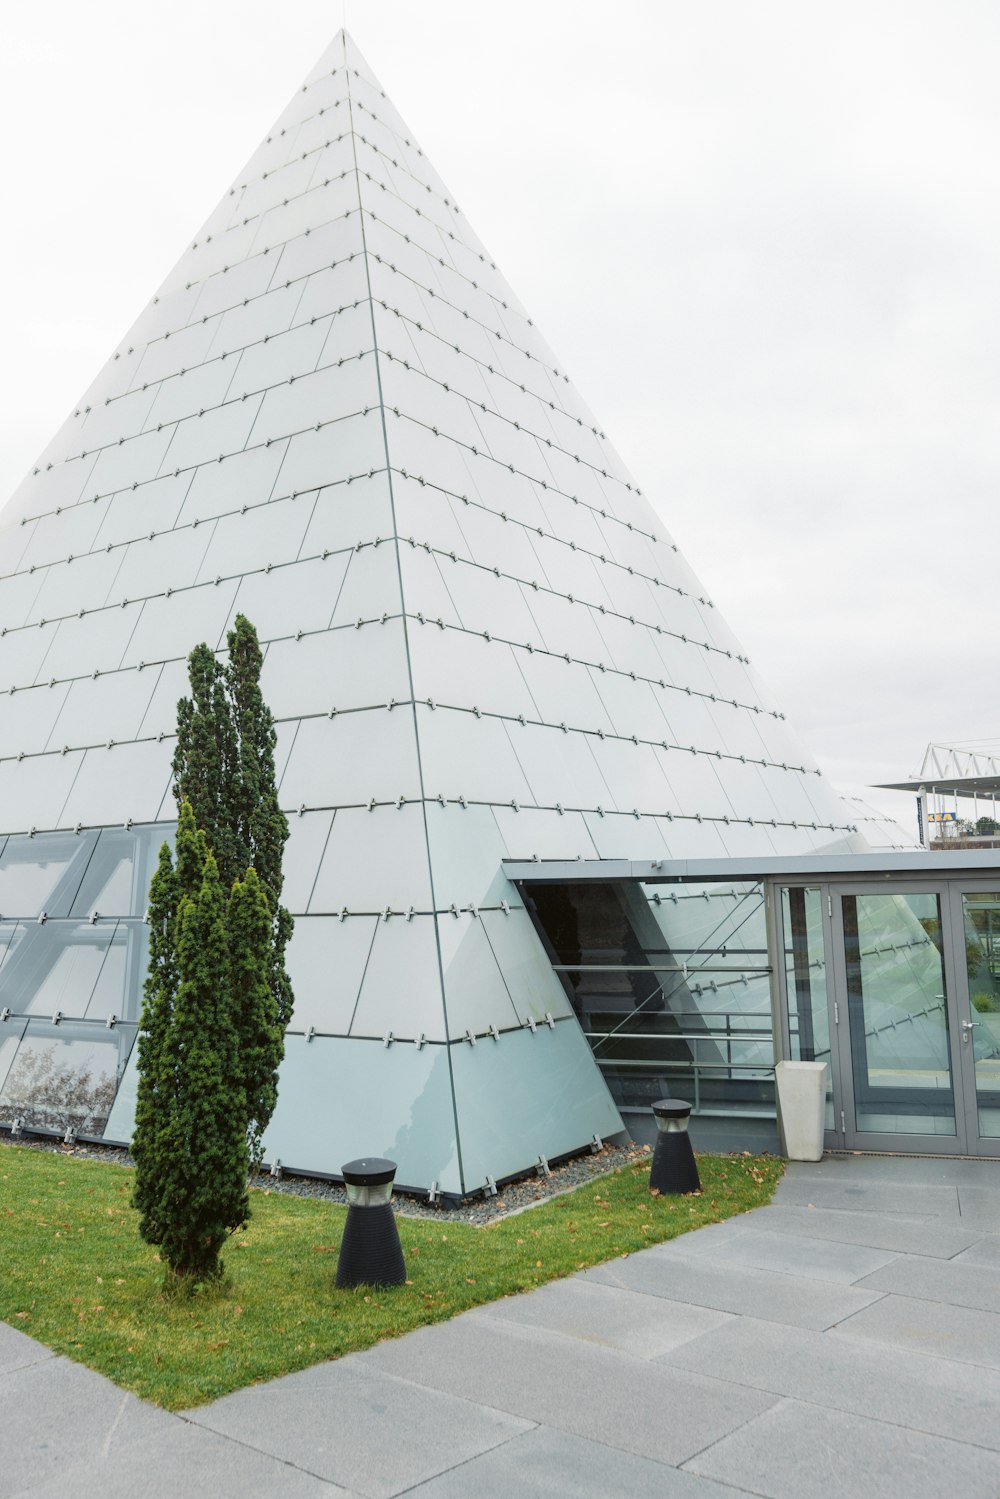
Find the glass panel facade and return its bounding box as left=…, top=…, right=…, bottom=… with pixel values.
left=843, top=892, right=955, bottom=1135
left=0, top=830, right=99, bottom=918
left=525, top=879, right=774, bottom=1123
left=960, top=891, right=1000, bottom=1138
left=450, top=1020, right=622, bottom=1193
left=262, top=1034, right=462, bottom=1194
left=0, top=1018, right=133, bottom=1137
left=781, top=887, right=834, bottom=1129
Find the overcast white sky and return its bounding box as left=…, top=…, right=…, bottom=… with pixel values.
left=2, top=0, right=998, bottom=832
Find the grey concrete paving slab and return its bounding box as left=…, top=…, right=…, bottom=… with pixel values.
left=833, top=1291, right=1000, bottom=1369
left=472, top=1278, right=733, bottom=1359
left=683, top=1226, right=897, bottom=1283
left=188, top=1358, right=532, bottom=1498
left=582, top=1244, right=885, bottom=1328
left=357, top=1312, right=778, bottom=1468
left=0, top=1321, right=54, bottom=1376
left=9, top=1420, right=347, bottom=1499
left=6, top=1151, right=1000, bottom=1498
left=411, top=1426, right=754, bottom=1499
left=663, top=1313, right=1000, bottom=1451
left=773, top=1176, right=961, bottom=1217
left=656, top=1215, right=758, bottom=1251
left=685, top=1397, right=1000, bottom=1499
left=953, top=1232, right=1000, bottom=1266
left=786, top=1156, right=1000, bottom=1187
left=0, top=1355, right=175, bottom=1499
left=956, top=1185, right=1000, bottom=1228
left=745, top=1202, right=982, bottom=1257
left=855, top=1251, right=1000, bottom=1313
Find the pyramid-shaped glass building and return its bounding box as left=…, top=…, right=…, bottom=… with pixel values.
left=0, top=32, right=864, bottom=1195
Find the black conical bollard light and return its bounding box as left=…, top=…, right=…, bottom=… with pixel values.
left=335, top=1157, right=407, bottom=1289
left=649, top=1099, right=701, bottom=1194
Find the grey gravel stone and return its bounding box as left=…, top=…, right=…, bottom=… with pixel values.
left=0, top=1134, right=653, bottom=1225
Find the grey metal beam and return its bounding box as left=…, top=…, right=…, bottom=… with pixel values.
left=503, top=849, right=1000, bottom=884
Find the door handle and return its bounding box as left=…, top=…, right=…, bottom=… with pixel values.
left=961, top=1020, right=981, bottom=1042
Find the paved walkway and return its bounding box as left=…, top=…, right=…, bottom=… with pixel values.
left=4, top=1154, right=1000, bottom=1497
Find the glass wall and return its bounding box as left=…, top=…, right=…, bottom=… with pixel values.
left=525, top=879, right=775, bottom=1123
left=960, top=891, right=1000, bottom=1138
left=0, top=824, right=165, bottom=1138
left=0, top=1019, right=135, bottom=1137
left=781, top=887, right=833, bottom=1128
left=843, top=891, right=955, bottom=1135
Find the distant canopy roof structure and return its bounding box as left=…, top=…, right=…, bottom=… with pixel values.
left=0, top=31, right=866, bottom=1195
left=876, top=743, right=1000, bottom=800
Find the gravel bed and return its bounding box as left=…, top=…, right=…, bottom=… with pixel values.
left=1, top=1134, right=650, bottom=1224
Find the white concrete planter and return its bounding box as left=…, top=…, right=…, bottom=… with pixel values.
left=775, top=1060, right=827, bottom=1162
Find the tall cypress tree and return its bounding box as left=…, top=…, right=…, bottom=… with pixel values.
left=227, top=868, right=282, bottom=1143
left=171, top=613, right=293, bottom=1149
left=132, top=805, right=249, bottom=1282
left=173, top=643, right=239, bottom=883
left=131, top=839, right=180, bottom=1251
left=225, top=615, right=294, bottom=1032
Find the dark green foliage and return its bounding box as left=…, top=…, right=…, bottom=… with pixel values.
left=132, top=838, right=181, bottom=1247
left=172, top=645, right=239, bottom=883
left=225, top=615, right=294, bottom=1033
left=171, top=614, right=293, bottom=1113
left=227, top=869, right=283, bottom=1142
left=225, top=616, right=287, bottom=914
left=133, top=807, right=249, bottom=1282
left=136, top=615, right=292, bottom=1279
left=173, top=617, right=293, bottom=1025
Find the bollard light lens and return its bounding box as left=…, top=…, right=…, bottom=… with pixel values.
left=345, top=1179, right=394, bottom=1207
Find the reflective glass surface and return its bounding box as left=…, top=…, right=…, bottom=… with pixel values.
left=526, top=879, right=775, bottom=1120
left=436, top=912, right=521, bottom=1034
left=286, top=915, right=377, bottom=1034
left=960, top=892, right=1000, bottom=1138
left=69, top=825, right=166, bottom=919
left=0, top=28, right=860, bottom=1188
left=11, top=921, right=117, bottom=1018
left=782, top=886, right=834, bottom=1129
left=0, top=1019, right=127, bottom=1137
left=480, top=907, right=574, bottom=1023
left=0, top=831, right=99, bottom=918
left=844, top=893, right=955, bottom=1135
left=310, top=804, right=433, bottom=913
left=451, top=1020, right=621, bottom=1193
left=351, top=915, right=447, bottom=1040
left=262, top=1034, right=461, bottom=1194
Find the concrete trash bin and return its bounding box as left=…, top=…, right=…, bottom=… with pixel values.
left=775, top=1060, right=827, bottom=1161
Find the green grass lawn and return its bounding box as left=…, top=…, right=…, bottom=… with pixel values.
left=0, top=1145, right=782, bottom=1410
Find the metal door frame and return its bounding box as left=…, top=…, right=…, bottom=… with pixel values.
left=943, top=880, right=1000, bottom=1156
left=772, top=876, right=1000, bottom=1158
left=825, top=880, right=969, bottom=1155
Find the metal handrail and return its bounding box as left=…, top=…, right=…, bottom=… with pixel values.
left=553, top=963, right=770, bottom=974
left=589, top=887, right=767, bottom=1058
left=595, top=1055, right=776, bottom=1114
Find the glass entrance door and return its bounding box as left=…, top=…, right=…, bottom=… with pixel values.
left=950, top=889, right=1000, bottom=1151
left=776, top=879, right=1000, bottom=1158
left=837, top=889, right=962, bottom=1148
